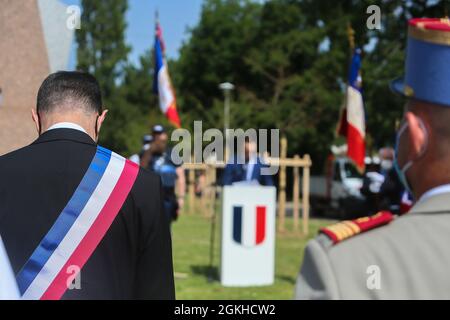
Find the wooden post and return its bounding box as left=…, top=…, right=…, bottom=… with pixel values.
left=302, top=154, right=311, bottom=235
left=293, top=155, right=300, bottom=232
left=203, top=167, right=208, bottom=217
left=277, top=137, right=287, bottom=232
left=199, top=168, right=209, bottom=216
left=203, top=165, right=216, bottom=218
left=188, top=168, right=195, bottom=215
left=209, top=164, right=217, bottom=218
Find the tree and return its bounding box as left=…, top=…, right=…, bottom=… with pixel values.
left=172, top=0, right=262, bottom=132
left=76, top=0, right=133, bottom=153
left=173, top=0, right=448, bottom=171
left=74, top=0, right=448, bottom=161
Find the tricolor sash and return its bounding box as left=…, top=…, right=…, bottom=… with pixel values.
left=16, top=146, right=139, bottom=300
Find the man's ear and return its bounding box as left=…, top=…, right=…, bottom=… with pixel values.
left=31, top=109, right=40, bottom=135
left=96, top=109, right=108, bottom=134
left=405, top=111, right=427, bottom=157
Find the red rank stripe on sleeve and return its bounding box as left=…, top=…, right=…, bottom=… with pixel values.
left=320, top=211, right=394, bottom=244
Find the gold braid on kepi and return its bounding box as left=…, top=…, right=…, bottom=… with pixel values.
left=409, top=17, right=450, bottom=46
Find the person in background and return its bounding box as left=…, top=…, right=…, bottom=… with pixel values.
left=360, top=158, right=383, bottom=216
left=141, top=125, right=186, bottom=223
left=222, top=136, right=274, bottom=186
left=378, top=147, right=404, bottom=214
left=129, top=134, right=153, bottom=165
left=379, top=147, right=395, bottom=177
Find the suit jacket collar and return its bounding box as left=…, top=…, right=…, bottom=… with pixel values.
left=31, top=128, right=96, bottom=146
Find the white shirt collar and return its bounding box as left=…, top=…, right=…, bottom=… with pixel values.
left=418, top=184, right=450, bottom=204
left=46, top=122, right=87, bottom=134
left=245, top=154, right=258, bottom=181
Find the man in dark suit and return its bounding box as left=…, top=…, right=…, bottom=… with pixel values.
left=222, top=137, right=274, bottom=186
left=0, top=71, right=175, bottom=300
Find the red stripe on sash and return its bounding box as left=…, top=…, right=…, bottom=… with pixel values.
left=255, top=206, right=266, bottom=245
left=40, top=160, right=139, bottom=300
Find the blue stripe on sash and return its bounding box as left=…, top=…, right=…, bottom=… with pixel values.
left=233, top=206, right=242, bottom=244
left=16, top=146, right=112, bottom=295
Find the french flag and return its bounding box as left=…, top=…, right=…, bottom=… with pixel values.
left=232, top=206, right=266, bottom=247
left=153, top=20, right=181, bottom=128
left=337, top=49, right=366, bottom=172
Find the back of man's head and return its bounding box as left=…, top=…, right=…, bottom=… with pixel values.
left=33, top=71, right=107, bottom=141
left=37, top=71, right=102, bottom=115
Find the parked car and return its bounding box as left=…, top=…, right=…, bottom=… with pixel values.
left=309, top=157, right=365, bottom=219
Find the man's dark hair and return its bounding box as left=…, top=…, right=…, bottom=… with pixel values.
left=37, top=71, right=102, bottom=114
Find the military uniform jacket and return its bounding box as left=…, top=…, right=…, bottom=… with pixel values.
left=0, top=128, right=175, bottom=299
left=295, top=193, right=450, bottom=299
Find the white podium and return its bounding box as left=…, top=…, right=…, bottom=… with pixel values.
left=220, top=185, right=276, bottom=287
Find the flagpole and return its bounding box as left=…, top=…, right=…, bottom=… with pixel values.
left=345, top=22, right=355, bottom=120
left=336, top=23, right=355, bottom=137
left=346, top=23, right=366, bottom=173
left=347, top=22, right=355, bottom=52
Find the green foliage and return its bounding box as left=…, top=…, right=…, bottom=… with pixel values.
left=76, top=0, right=137, bottom=155
left=75, top=0, right=448, bottom=162
left=76, top=0, right=130, bottom=98
left=173, top=0, right=448, bottom=171
left=76, top=1, right=180, bottom=155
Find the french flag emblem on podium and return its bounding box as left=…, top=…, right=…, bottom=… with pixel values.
left=232, top=205, right=267, bottom=247
left=221, top=186, right=276, bottom=286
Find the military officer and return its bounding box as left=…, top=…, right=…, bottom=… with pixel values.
left=295, top=18, right=450, bottom=299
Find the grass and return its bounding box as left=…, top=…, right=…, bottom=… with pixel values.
left=172, top=210, right=334, bottom=300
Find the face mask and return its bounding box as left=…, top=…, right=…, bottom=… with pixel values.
left=381, top=160, right=393, bottom=171
left=394, top=120, right=428, bottom=195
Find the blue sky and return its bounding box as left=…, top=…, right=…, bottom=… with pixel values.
left=61, top=0, right=204, bottom=69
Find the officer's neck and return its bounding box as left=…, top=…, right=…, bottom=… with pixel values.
left=411, top=161, right=450, bottom=201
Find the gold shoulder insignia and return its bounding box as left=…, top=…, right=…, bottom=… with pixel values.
left=320, top=211, right=394, bottom=245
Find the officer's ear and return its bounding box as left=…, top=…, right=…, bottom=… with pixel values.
left=405, top=111, right=428, bottom=158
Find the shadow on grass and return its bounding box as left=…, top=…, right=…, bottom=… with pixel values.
left=191, top=265, right=219, bottom=282
left=275, top=274, right=296, bottom=285
left=191, top=265, right=296, bottom=286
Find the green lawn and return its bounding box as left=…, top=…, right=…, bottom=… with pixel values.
left=172, top=212, right=334, bottom=299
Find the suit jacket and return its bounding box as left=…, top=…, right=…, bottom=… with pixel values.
left=222, top=157, right=274, bottom=186
left=0, top=128, right=175, bottom=300
left=295, top=192, right=450, bottom=299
